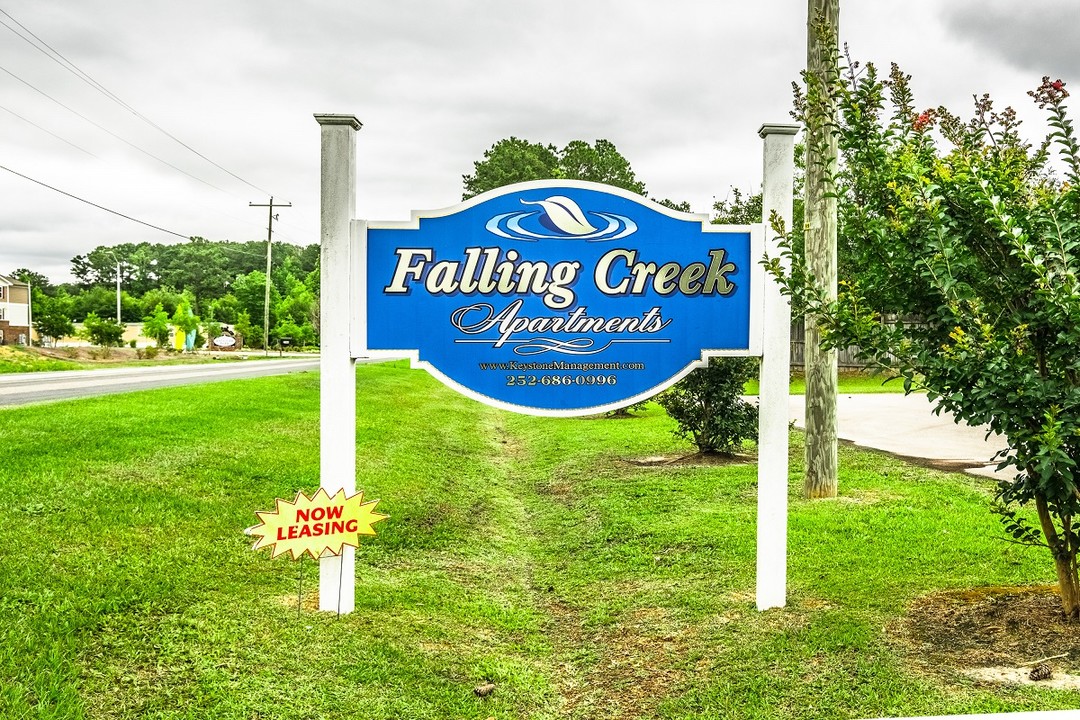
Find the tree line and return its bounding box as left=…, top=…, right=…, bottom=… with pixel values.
left=12, top=238, right=320, bottom=349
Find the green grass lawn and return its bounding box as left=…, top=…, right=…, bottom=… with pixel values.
left=1, top=361, right=1073, bottom=719
left=0, top=346, right=85, bottom=372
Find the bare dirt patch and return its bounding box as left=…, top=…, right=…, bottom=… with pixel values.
left=893, top=585, right=1080, bottom=690
left=549, top=601, right=694, bottom=720
left=34, top=346, right=140, bottom=363
left=31, top=346, right=243, bottom=364
left=622, top=452, right=754, bottom=468
left=836, top=438, right=992, bottom=475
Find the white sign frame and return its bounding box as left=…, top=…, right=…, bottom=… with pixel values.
left=349, top=199, right=765, bottom=418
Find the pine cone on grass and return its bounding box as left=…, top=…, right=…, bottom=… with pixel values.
left=1029, top=663, right=1053, bottom=681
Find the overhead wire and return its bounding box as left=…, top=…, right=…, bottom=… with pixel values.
left=0, top=69, right=292, bottom=241
left=0, top=93, right=298, bottom=244
left=0, top=95, right=304, bottom=246
left=0, top=102, right=97, bottom=157
left=0, top=163, right=190, bottom=239
left=0, top=64, right=235, bottom=195
left=0, top=7, right=311, bottom=249
left=0, top=7, right=275, bottom=198
left=0, top=8, right=139, bottom=115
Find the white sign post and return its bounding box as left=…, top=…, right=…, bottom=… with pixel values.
left=756, top=123, right=798, bottom=611
left=315, top=113, right=361, bottom=614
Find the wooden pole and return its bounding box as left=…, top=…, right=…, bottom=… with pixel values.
left=249, top=198, right=292, bottom=354
left=804, top=0, right=839, bottom=499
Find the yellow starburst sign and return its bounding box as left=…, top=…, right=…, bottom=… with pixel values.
left=246, top=488, right=388, bottom=560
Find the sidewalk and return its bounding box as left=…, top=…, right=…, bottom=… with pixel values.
left=787, top=392, right=1010, bottom=480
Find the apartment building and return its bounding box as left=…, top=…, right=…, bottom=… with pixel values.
left=0, top=273, right=31, bottom=345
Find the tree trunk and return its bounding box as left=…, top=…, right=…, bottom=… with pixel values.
left=1035, top=493, right=1080, bottom=619
left=804, top=0, right=840, bottom=499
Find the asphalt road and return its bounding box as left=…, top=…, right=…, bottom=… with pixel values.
left=0, top=357, right=322, bottom=407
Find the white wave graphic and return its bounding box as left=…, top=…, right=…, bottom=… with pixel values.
left=485, top=196, right=637, bottom=242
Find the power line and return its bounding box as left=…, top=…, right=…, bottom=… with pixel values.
left=0, top=63, right=232, bottom=195
left=0, top=91, right=292, bottom=241
left=1, top=94, right=303, bottom=244
left=0, top=8, right=132, bottom=110
left=0, top=102, right=97, bottom=157
left=0, top=7, right=274, bottom=197
left=0, top=163, right=189, bottom=239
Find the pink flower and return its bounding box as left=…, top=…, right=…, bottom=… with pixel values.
left=913, top=109, right=935, bottom=132
left=1030, top=77, right=1070, bottom=108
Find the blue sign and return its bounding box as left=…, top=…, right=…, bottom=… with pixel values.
left=362, top=181, right=762, bottom=416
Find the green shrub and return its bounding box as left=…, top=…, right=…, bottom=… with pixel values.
left=142, top=303, right=171, bottom=347
left=79, top=312, right=124, bottom=348
left=657, top=357, right=758, bottom=454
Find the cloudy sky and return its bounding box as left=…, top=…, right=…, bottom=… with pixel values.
left=1, top=0, right=1077, bottom=284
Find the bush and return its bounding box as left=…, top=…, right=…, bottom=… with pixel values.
left=79, top=312, right=124, bottom=348
left=142, top=303, right=171, bottom=347
left=657, top=357, right=759, bottom=454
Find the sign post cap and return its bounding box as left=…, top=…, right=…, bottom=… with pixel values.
left=314, top=114, right=362, bottom=130
left=758, top=123, right=800, bottom=138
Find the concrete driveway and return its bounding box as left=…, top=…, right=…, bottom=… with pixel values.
left=787, top=392, right=1010, bottom=480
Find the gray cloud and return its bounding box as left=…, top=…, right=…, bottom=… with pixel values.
left=941, top=0, right=1080, bottom=80
left=0, top=0, right=1047, bottom=283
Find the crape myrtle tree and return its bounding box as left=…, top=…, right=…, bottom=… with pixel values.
left=769, top=60, right=1080, bottom=618
left=171, top=300, right=201, bottom=350
left=31, top=292, right=75, bottom=346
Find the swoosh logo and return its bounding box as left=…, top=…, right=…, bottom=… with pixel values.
left=520, top=196, right=597, bottom=235
left=485, top=196, right=637, bottom=242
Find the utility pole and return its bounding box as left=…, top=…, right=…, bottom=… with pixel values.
left=250, top=197, right=291, bottom=355
left=804, top=0, right=840, bottom=498
left=104, top=249, right=122, bottom=326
